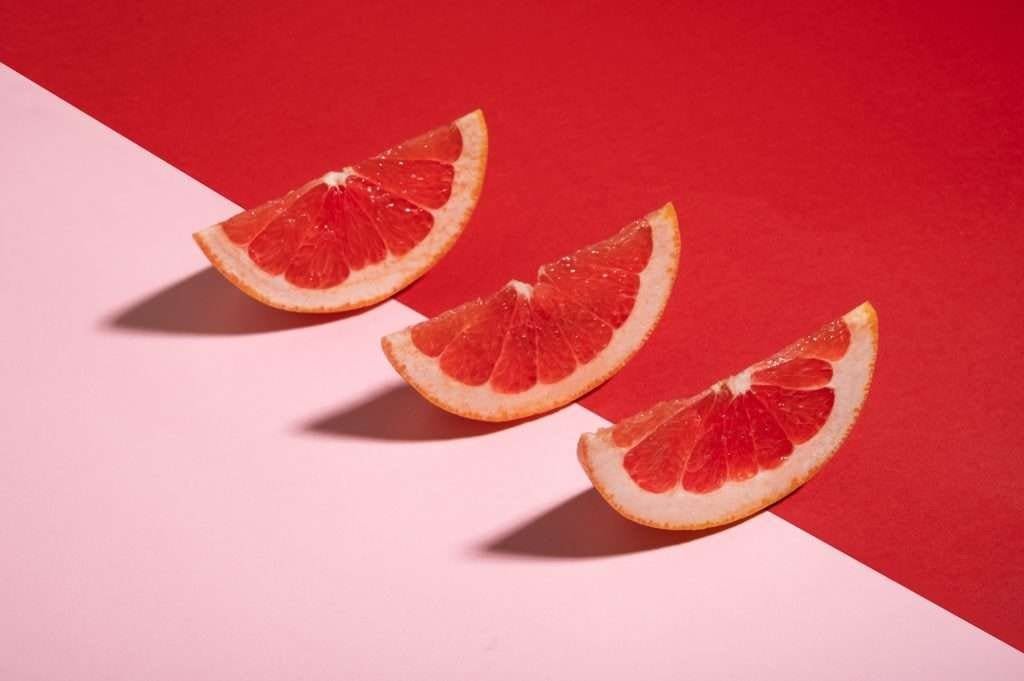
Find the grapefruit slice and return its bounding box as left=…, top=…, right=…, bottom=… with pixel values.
left=382, top=204, right=680, bottom=421
left=578, top=302, right=878, bottom=529
left=194, top=111, right=487, bottom=312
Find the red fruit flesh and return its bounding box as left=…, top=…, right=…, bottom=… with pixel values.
left=219, top=124, right=461, bottom=289
left=614, top=318, right=851, bottom=494
left=409, top=220, right=654, bottom=393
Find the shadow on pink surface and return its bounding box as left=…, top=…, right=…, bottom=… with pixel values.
left=107, top=267, right=354, bottom=335
left=482, top=489, right=736, bottom=559
left=304, top=383, right=521, bottom=441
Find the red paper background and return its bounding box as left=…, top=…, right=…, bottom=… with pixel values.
left=3, top=1, right=1021, bottom=648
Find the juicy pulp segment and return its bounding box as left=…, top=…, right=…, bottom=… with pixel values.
left=217, top=124, right=462, bottom=290
left=615, top=318, right=852, bottom=494
left=408, top=220, right=654, bottom=394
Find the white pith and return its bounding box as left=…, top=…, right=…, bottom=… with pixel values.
left=382, top=204, right=681, bottom=422
left=578, top=302, right=878, bottom=530
left=193, top=110, right=487, bottom=313
left=323, top=169, right=354, bottom=186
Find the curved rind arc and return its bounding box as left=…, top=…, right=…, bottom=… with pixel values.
left=193, top=110, right=488, bottom=313
left=381, top=203, right=681, bottom=421
left=578, top=302, right=878, bottom=530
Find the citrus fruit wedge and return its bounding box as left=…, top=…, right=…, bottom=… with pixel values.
left=578, top=302, right=878, bottom=529
left=382, top=203, right=680, bottom=421
left=193, top=110, right=487, bottom=312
